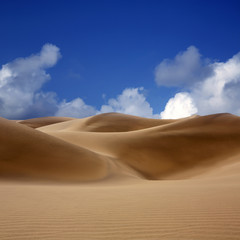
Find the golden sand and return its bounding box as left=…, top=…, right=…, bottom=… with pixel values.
left=1, top=113, right=240, bottom=239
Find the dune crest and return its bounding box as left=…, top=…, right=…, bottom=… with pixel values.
left=18, top=116, right=75, bottom=128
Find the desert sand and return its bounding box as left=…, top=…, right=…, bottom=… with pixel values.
left=1, top=112, right=240, bottom=239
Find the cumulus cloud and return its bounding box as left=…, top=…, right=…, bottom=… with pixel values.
left=56, top=88, right=157, bottom=119
left=99, top=87, right=157, bottom=118
left=56, top=98, right=97, bottom=118
left=0, top=44, right=100, bottom=119
left=0, top=44, right=61, bottom=119
left=160, top=48, right=240, bottom=119
left=192, top=52, right=240, bottom=115
left=3, top=44, right=240, bottom=121
left=0, top=45, right=157, bottom=120
left=160, top=92, right=197, bottom=119
left=155, top=46, right=213, bottom=87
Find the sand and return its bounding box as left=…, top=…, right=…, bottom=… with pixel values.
left=1, top=113, right=240, bottom=239
left=18, top=116, right=75, bottom=129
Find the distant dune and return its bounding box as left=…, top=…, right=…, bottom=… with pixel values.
left=38, top=112, right=240, bottom=180
left=1, top=113, right=240, bottom=239
left=18, top=116, right=74, bottom=128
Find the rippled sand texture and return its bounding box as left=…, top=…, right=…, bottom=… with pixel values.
left=1, top=113, right=240, bottom=239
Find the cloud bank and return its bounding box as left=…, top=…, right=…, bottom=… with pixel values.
left=0, top=45, right=156, bottom=119
left=158, top=47, right=240, bottom=119
left=1, top=44, right=240, bottom=120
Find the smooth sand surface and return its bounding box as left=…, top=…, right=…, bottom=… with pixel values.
left=18, top=116, right=74, bottom=128
left=1, top=113, right=240, bottom=239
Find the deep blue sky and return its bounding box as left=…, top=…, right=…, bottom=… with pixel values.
left=1, top=0, right=240, bottom=115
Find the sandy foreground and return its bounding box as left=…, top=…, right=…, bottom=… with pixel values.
left=1, top=113, right=240, bottom=239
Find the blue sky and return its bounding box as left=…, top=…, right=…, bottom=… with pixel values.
left=0, top=0, right=240, bottom=119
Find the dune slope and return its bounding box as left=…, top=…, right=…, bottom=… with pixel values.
left=0, top=117, right=111, bottom=182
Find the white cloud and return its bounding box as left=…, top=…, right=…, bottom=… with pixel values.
left=160, top=49, right=240, bottom=118
left=56, top=98, right=97, bottom=118
left=192, top=52, right=240, bottom=115
left=27, top=92, right=59, bottom=118
left=2, top=44, right=240, bottom=121
left=160, top=92, right=197, bottom=119
left=0, top=45, right=158, bottom=120
left=99, top=87, right=158, bottom=118
left=0, top=44, right=61, bottom=119
left=0, top=43, right=98, bottom=119
left=155, top=46, right=213, bottom=87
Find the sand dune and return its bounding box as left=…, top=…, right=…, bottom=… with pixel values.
left=39, top=112, right=240, bottom=179
left=18, top=116, right=75, bottom=128
left=1, top=112, right=240, bottom=239
left=38, top=112, right=178, bottom=132
left=0, top=117, right=111, bottom=182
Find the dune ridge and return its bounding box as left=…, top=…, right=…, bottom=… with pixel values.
left=18, top=116, right=75, bottom=129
